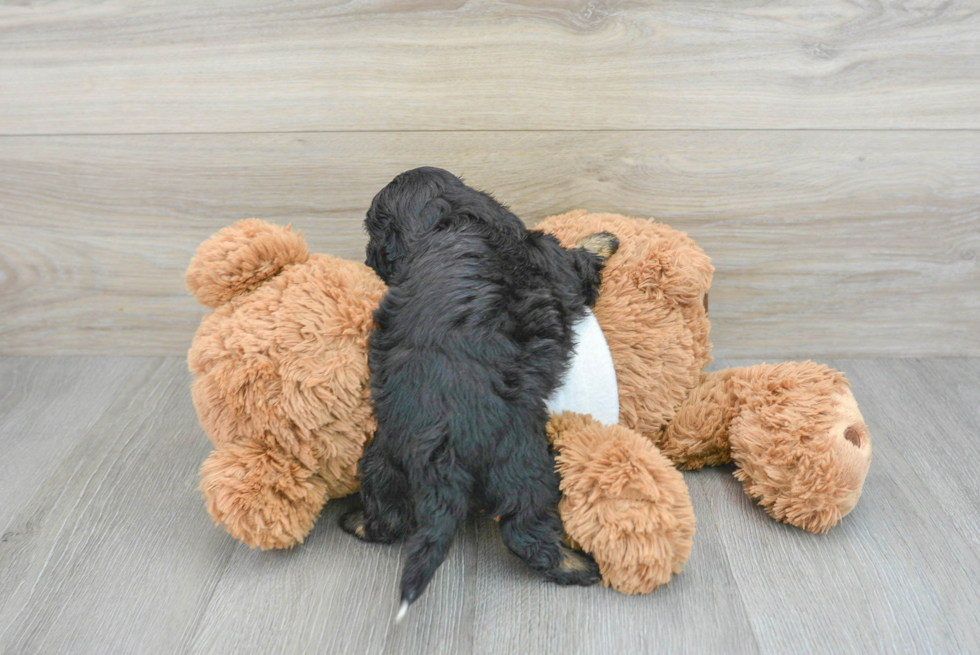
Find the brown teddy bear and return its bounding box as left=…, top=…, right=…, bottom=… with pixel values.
left=186, top=212, right=872, bottom=595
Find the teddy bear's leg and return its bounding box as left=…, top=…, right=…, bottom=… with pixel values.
left=661, top=362, right=873, bottom=533
left=658, top=369, right=740, bottom=469
left=547, top=412, right=695, bottom=595
left=200, top=440, right=328, bottom=550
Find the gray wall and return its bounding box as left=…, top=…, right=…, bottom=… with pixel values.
left=1, top=2, right=978, bottom=357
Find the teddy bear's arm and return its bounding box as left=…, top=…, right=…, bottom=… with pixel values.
left=547, top=411, right=695, bottom=594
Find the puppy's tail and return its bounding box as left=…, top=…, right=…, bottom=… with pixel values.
left=395, top=481, right=468, bottom=623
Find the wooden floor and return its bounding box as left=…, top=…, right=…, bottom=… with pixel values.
left=1, top=2, right=978, bottom=653
left=1, top=356, right=978, bottom=654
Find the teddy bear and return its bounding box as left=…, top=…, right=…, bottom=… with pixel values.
left=186, top=212, right=872, bottom=595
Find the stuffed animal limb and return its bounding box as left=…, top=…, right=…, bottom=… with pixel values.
left=546, top=411, right=695, bottom=595
left=535, top=212, right=873, bottom=546
left=660, top=362, right=872, bottom=533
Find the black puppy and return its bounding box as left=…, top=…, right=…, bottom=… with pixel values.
left=341, top=168, right=618, bottom=620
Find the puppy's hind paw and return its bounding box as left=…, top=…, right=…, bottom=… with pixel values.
left=576, top=231, right=619, bottom=261
left=340, top=509, right=373, bottom=541
left=340, top=507, right=405, bottom=544
left=548, top=545, right=602, bottom=586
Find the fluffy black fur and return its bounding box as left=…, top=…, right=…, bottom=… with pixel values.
left=341, top=167, right=617, bottom=614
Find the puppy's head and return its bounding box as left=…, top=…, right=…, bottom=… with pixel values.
left=364, top=167, right=460, bottom=283
left=364, top=167, right=525, bottom=283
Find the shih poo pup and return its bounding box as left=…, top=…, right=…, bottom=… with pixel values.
left=341, top=167, right=618, bottom=620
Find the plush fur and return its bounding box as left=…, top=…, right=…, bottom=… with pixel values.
left=661, top=361, right=871, bottom=532
left=341, top=168, right=616, bottom=610
left=546, top=411, right=695, bottom=594
left=187, top=211, right=872, bottom=598
left=536, top=212, right=872, bottom=540
left=187, top=220, right=385, bottom=549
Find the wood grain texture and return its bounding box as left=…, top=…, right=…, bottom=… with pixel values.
left=470, top=466, right=760, bottom=655
left=2, top=357, right=979, bottom=654
left=833, top=359, right=980, bottom=552
left=1, top=0, right=979, bottom=134
left=187, top=500, right=478, bottom=655
left=0, top=358, right=237, bottom=654
left=707, top=358, right=980, bottom=654
left=0, top=357, right=145, bottom=531
left=1, top=131, right=977, bottom=357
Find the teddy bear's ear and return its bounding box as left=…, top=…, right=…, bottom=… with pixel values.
left=629, top=229, right=714, bottom=307
left=535, top=212, right=713, bottom=308
left=186, top=219, right=310, bottom=307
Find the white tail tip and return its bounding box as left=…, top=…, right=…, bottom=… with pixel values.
left=395, top=600, right=410, bottom=624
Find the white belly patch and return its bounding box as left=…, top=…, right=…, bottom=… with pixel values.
left=545, top=308, right=620, bottom=425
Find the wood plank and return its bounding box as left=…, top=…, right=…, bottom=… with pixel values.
left=0, top=358, right=239, bottom=654
left=471, top=467, right=760, bottom=655
left=831, top=358, right=980, bottom=552
left=1, top=357, right=979, bottom=652
left=0, top=357, right=146, bottom=532
left=705, top=358, right=980, bottom=654
left=1, top=130, right=977, bottom=357
left=1, top=1, right=979, bottom=134
left=187, top=499, right=478, bottom=655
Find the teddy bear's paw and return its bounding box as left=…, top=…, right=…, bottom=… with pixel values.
left=729, top=365, right=873, bottom=533
left=550, top=413, right=695, bottom=595
left=200, top=443, right=328, bottom=549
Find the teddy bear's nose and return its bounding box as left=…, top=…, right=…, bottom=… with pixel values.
left=844, top=425, right=865, bottom=448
